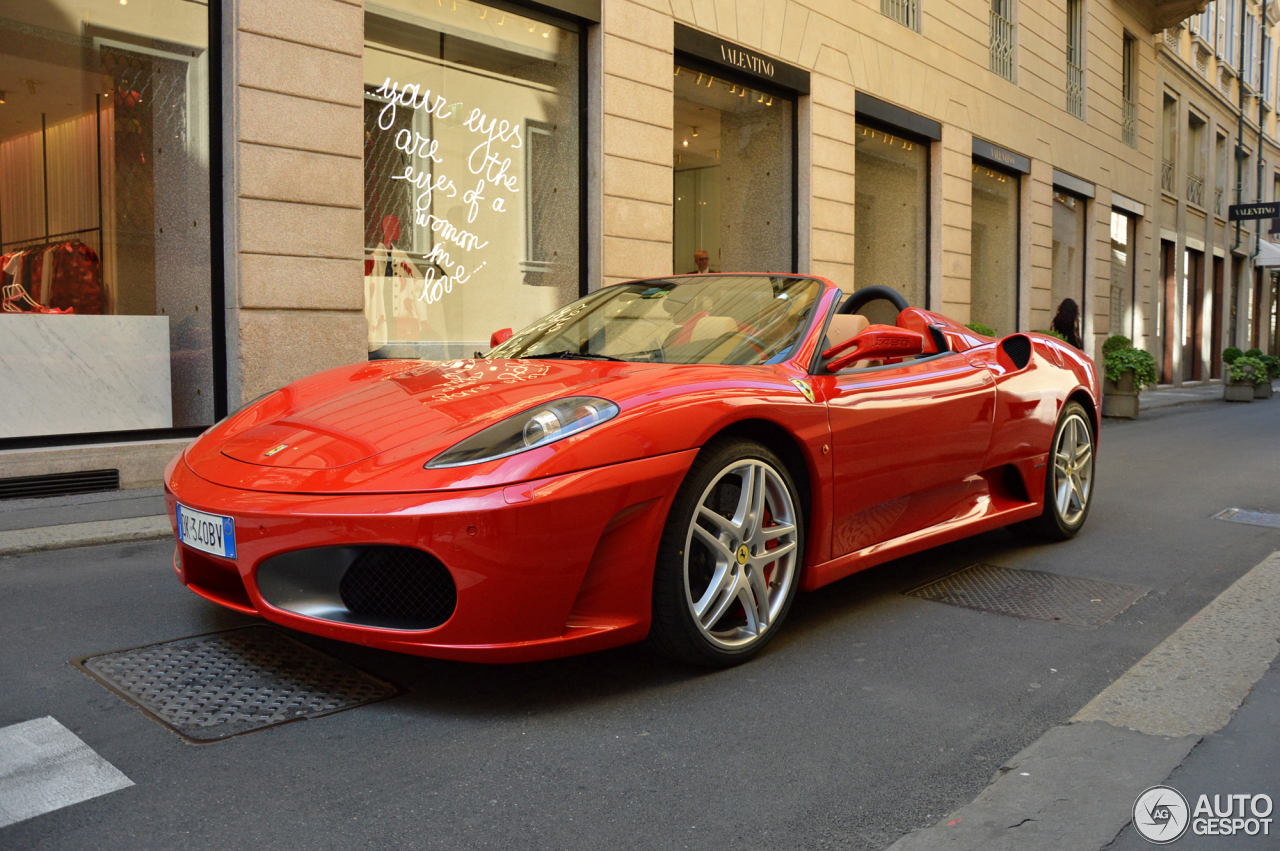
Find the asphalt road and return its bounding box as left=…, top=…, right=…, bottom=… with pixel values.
left=2, top=397, right=1278, bottom=851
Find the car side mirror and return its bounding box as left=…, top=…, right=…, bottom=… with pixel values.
left=824, top=325, right=926, bottom=372
left=490, top=328, right=513, bottom=348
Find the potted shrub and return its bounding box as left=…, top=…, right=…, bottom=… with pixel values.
left=1253, top=353, right=1279, bottom=399
left=1101, top=335, right=1157, bottom=418
left=1224, top=354, right=1265, bottom=402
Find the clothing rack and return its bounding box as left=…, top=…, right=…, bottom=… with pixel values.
left=0, top=96, right=106, bottom=262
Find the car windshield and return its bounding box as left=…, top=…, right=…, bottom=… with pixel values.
left=489, top=276, right=824, bottom=365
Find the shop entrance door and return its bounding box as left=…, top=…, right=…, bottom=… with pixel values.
left=1183, top=248, right=1204, bottom=382
left=1160, top=240, right=1176, bottom=384
left=1211, top=256, right=1225, bottom=378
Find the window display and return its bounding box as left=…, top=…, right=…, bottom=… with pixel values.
left=855, top=121, right=928, bottom=324
left=970, top=164, right=1019, bottom=335
left=1051, top=190, right=1087, bottom=321
left=363, top=0, right=582, bottom=360
left=0, top=0, right=214, bottom=438
left=671, top=65, right=794, bottom=276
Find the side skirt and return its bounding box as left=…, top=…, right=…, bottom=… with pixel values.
left=800, top=492, right=1043, bottom=592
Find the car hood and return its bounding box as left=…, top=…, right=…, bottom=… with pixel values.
left=183, top=357, right=815, bottom=495
left=218, top=358, right=652, bottom=470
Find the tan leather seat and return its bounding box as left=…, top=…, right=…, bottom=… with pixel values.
left=825, top=313, right=880, bottom=371
left=826, top=313, right=870, bottom=346
left=690, top=315, right=740, bottom=342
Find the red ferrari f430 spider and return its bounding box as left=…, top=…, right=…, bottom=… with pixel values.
left=166, top=275, right=1099, bottom=666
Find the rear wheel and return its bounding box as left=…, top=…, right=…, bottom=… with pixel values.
left=1016, top=400, right=1095, bottom=541
left=648, top=439, right=804, bottom=667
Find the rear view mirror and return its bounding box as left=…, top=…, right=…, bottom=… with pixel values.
left=824, top=325, right=926, bottom=372
left=490, top=328, right=513, bottom=348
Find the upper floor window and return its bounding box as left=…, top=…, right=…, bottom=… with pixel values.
left=1222, top=0, right=1239, bottom=68
left=1193, top=2, right=1216, bottom=45
left=1243, top=11, right=1259, bottom=89
left=990, top=0, right=1016, bottom=81
left=882, top=0, right=920, bottom=32
left=1122, top=33, right=1137, bottom=147
left=1066, top=0, right=1085, bottom=118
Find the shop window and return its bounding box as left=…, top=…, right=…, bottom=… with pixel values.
left=970, top=163, right=1019, bottom=336
left=363, top=0, right=582, bottom=360
left=1051, top=190, right=1086, bottom=344
left=1109, top=211, right=1138, bottom=340
left=855, top=121, right=929, bottom=323
left=0, top=0, right=215, bottom=439
left=671, top=66, right=794, bottom=277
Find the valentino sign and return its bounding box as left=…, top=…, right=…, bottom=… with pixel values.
left=718, top=44, right=774, bottom=78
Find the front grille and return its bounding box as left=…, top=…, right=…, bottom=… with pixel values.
left=1001, top=335, right=1032, bottom=369
left=0, top=469, right=120, bottom=500
left=339, top=546, right=456, bottom=629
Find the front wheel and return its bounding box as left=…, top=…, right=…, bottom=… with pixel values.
left=1016, top=400, right=1095, bottom=541
left=647, top=439, right=804, bottom=667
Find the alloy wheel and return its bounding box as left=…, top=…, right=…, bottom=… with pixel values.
left=683, top=459, right=799, bottom=649
left=1052, top=412, right=1093, bottom=526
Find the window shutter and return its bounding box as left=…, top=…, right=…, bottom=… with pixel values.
left=1219, top=0, right=1228, bottom=58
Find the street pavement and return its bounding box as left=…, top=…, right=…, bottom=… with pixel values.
left=1, top=395, right=1278, bottom=850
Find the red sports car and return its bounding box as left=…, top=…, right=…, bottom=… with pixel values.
left=165, top=275, right=1099, bottom=666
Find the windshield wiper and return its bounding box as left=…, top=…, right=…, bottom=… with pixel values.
left=520, top=350, right=627, bottom=362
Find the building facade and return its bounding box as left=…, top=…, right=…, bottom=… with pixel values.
left=0, top=0, right=1255, bottom=493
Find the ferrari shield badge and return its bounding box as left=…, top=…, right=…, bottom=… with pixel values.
left=263, top=444, right=289, bottom=457
left=789, top=379, right=816, bottom=403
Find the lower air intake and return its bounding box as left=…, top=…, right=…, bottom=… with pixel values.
left=338, top=546, right=457, bottom=629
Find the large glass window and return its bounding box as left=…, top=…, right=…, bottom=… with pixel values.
left=1051, top=190, right=1086, bottom=340
left=855, top=121, right=928, bottom=323
left=363, top=0, right=581, bottom=360
left=672, top=65, right=793, bottom=277
left=0, top=0, right=213, bottom=439
left=1110, top=211, right=1137, bottom=339
left=970, top=163, right=1019, bottom=335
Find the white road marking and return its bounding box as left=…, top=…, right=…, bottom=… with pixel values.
left=0, top=717, right=133, bottom=828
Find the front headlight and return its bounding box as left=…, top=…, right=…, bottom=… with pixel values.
left=425, top=396, right=620, bottom=469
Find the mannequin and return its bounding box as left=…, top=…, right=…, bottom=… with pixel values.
left=364, top=214, right=428, bottom=352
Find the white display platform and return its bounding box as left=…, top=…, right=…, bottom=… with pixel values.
left=0, top=315, right=173, bottom=438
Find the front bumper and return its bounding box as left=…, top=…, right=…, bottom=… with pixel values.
left=164, top=449, right=696, bottom=662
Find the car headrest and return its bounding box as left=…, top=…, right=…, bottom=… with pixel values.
left=690, top=315, right=740, bottom=342
left=826, top=313, right=870, bottom=347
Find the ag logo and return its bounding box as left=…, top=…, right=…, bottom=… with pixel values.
left=1134, top=785, right=1190, bottom=844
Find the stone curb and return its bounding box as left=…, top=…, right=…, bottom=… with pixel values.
left=886, top=551, right=1280, bottom=851
left=0, top=517, right=172, bottom=557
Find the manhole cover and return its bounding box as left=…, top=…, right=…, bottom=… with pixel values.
left=1213, top=508, right=1280, bottom=529
left=906, top=563, right=1148, bottom=628
left=74, top=626, right=399, bottom=742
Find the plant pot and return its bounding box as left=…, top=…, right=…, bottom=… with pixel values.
left=1102, top=371, right=1139, bottom=418
left=1225, top=381, right=1255, bottom=402
left=1254, top=379, right=1274, bottom=399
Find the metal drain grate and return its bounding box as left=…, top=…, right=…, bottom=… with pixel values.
left=75, top=626, right=399, bottom=742
left=907, top=563, right=1148, bottom=628
left=1213, top=508, right=1280, bottom=529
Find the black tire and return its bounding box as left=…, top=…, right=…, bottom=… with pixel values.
left=647, top=438, right=805, bottom=667
left=1015, top=400, right=1095, bottom=541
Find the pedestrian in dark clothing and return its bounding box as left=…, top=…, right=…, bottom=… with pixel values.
left=1052, top=298, right=1082, bottom=349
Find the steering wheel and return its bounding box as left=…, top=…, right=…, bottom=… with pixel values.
left=837, top=285, right=910, bottom=316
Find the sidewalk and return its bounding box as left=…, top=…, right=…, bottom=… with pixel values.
left=887, top=551, right=1280, bottom=850
left=1140, top=382, right=1228, bottom=411
left=0, top=488, right=170, bottom=557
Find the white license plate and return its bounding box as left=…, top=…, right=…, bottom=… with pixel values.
left=176, top=504, right=237, bottom=560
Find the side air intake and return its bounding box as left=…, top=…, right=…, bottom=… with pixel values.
left=1000, top=335, right=1033, bottom=370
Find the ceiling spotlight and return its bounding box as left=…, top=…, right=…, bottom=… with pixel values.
left=682, top=139, right=688, bottom=146
left=119, top=0, right=127, bottom=5
left=0, top=91, right=6, bottom=104
left=691, top=126, right=699, bottom=137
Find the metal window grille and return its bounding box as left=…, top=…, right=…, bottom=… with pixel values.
left=1122, top=35, right=1137, bottom=147
left=1162, top=158, right=1176, bottom=193
left=1066, top=0, right=1085, bottom=118
left=990, top=0, right=1015, bottom=81
left=882, top=0, right=920, bottom=31
left=1187, top=173, right=1205, bottom=206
